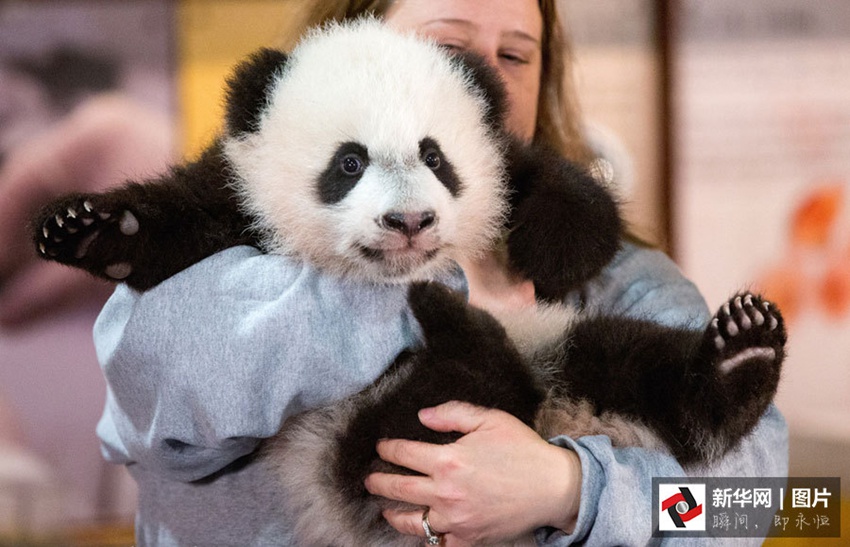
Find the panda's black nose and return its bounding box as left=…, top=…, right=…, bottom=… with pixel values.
left=380, top=211, right=437, bottom=237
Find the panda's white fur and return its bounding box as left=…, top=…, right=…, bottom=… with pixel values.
left=225, top=19, right=583, bottom=361
left=225, top=19, right=508, bottom=284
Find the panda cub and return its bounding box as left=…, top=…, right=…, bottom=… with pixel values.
left=34, top=20, right=785, bottom=545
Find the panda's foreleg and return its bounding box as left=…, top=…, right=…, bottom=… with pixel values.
left=547, top=292, right=785, bottom=463
left=504, top=143, right=623, bottom=302
left=33, top=141, right=256, bottom=291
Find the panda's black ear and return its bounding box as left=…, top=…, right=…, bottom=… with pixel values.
left=448, top=51, right=509, bottom=135
left=224, top=48, right=289, bottom=135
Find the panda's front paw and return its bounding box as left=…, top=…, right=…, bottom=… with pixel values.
left=35, top=195, right=139, bottom=280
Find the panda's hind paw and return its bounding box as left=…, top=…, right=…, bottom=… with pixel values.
left=689, top=292, right=786, bottom=453
left=700, top=291, right=786, bottom=423
left=706, top=293, right=786, bottom=374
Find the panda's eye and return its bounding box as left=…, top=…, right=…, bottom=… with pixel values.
left=423, top=149, right=441, bottom=170
left=340, top=153, right=365, bottom=176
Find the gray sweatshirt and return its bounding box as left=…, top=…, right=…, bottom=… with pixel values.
left=94, top=243, right=787, bottom=546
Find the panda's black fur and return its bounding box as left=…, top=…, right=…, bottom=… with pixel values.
left=33, top=20, right=785, bottom=546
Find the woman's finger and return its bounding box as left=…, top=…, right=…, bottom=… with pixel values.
left=418, top=400, right=502, bottom=435
left=385, top=509, right=483, bottom=547
left=382, top=508, right=443, bottom=539
left=374, top=437, right=445, bottom=475
left=364, top=469, right=434, bottom=506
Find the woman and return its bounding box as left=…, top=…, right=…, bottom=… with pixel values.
left=94, top=1, right=788, bottom=545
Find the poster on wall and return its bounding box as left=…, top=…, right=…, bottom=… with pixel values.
left=563, top=0, right=666, bottom=246
left=0, top=0, right=177, bottom=532
left=0, top=0, right=177, bottom=151
left=672, top=0, right=850, bottom=441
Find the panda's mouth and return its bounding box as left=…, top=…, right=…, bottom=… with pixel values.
left=356, top=241, right=444, bottom=279
left=355, top=231, right=445, bottom=277
left=358, top=245, right=440, bottom=264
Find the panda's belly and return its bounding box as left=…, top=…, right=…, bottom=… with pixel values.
left=485, top=301, right=671, bottom=453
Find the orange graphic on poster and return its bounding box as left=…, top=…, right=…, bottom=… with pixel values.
left=758, top=182, right=850, bottom=323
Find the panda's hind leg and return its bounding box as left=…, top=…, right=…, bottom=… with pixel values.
left=691, top=292, right=786, bottom=459
left=548, top=292, right=786, bottom=464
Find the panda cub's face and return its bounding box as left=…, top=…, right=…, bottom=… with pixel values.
left=224, top=19, right=508, bottom=283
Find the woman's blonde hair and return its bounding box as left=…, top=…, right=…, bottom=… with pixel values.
left=278, top=0, right=594, bottom=166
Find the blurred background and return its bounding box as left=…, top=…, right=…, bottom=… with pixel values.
left=0, top=0, right=847, bottom=544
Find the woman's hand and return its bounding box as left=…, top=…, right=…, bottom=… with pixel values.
left=364, top=401, right=582, bottom=546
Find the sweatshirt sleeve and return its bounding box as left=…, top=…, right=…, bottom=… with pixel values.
left=535, top=242, right=789, bottom=545
left=94, top=246, right=466, bottom=482
left=536, top=406, right=788, bottom=546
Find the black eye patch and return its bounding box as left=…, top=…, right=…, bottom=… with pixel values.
left=317, top=142, right=370, bottom=204
left=419, top=137, right=462, bottom=197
